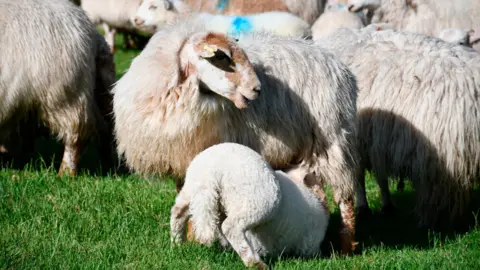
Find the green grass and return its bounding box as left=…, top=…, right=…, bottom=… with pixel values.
left=1, top=35, right=480, bottom=269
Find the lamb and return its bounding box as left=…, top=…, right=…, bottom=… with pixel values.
left=311, top=2, right=366, bottom=40
left=170, top=143, right=329, bottom=269
left=133, top=0, right=311, bottom=38
left=438, top=28, right=480, bottom=48
left=80, top=0, right=151, bottom=52
left=139, top=0, right=325, bottom=26
left=315, top=27, right=480, bottom=228
left=0, top=0, right=116, bottom=176
left=112, top=19, right=359, bottom=253
left=347, top=0, right=480, bottom=52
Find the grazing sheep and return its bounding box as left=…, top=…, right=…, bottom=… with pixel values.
left=438, top=28, right=480, bottom=48
left=158, top=0, right=325, bottom=25
left=347, top=0, right=480, bottom=52
left=113, top=19, right=359, bottom=253
left=316, top=27, right=480, bottom=228
left=311, top=2, right=366, bottom=40
left=80, top=0, right=150, bottom=52
left=171, top=143, right=330, bottom=269
left=133, top=1, right=311, bottom=38
left=0, top=0, right=116, bottom=175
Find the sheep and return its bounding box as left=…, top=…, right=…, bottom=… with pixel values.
left=438, top=28, right=480, bottom=48
left=347, top=0, right=480, bottom=52
left=315, top=27, right=480, bottom=228
left=112, top=19, right=359, bottom=253
left=141, top=0, right=325, bottom=26
left=170, top=143, right=330, bottom=269
left=0, top=0, right=116, bottom=176
left=311, top=2, right=366, bottom=40
left=133, top=0, right=311, bottom=38
left=80, top=0, right=151, bottom=53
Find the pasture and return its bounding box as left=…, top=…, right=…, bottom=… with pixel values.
left=1, top=35, right=479, bottom=270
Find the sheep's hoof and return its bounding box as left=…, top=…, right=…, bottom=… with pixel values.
left=57, top=165, right=76, bottom=177
left=356, top=206, right=373, bottom=219
left=380, top=203, right=397, bottom=216
left=245, top=260, right=268, bottom=270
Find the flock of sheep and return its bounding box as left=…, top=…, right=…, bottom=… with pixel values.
left=1, top=0, right=479, bottom=268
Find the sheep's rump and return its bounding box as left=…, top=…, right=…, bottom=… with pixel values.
left=318, top=28, right=480, bottom=225
left=0, top=0, right=99, bottom=140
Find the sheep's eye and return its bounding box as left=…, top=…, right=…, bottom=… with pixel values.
left=214, top=51, right=228, bottom=60
left=149, top=5, right=157, bottom=10
left=205, top=50, right=234, bottom=72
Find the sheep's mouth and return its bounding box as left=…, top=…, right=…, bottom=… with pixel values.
left=198, top=81, right=253, bottom=109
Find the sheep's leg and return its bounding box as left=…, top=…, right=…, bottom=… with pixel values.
left=355, top=167, right=372, bottom=218
left=397, top=178, right=405, bottom=192
left=221, top=217, right=267, bottom=270
left=375, top=169, right=396, bottom=215
left=58, top=140, right=83, bottom=176
left=317, top=142, right=358, bottom=255
left=170, top=191, right=190, bottom=244
left=334, top=192, right=357, bottom=255
left=102, top=23, right=116, bottom=53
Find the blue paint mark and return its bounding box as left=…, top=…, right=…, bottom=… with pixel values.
left=336, top=3, right=345, bottom=9
left=217, top=0, right=228, bottom=12
left=229, top=16, right=253, bottom=38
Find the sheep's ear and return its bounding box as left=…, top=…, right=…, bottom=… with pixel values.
left=199, top=44, right=218, bottom=58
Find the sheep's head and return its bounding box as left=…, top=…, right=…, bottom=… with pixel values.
left=180, top=32, right=261, bottom=109
left=133, top=0, right=189, bottom=32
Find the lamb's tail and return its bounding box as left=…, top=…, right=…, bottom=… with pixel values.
left=189, top=182, right=222, bottom=246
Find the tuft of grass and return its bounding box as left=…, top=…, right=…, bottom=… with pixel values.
left=1, top=33, right=479, bottom=269
left=0, top=168, right=479, bottom=269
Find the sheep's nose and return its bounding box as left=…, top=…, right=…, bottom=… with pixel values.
left=134, top=17, right=145, bottom=26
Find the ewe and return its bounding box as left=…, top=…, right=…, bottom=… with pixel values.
left=316, top=27, right=480, bottom=228
left=171, top=143, right=329, bottom=269
left=0, top=0, right=116, bottom=175
left=347, top=0, right=480, bottom=52
left=113, top=19, right=359, bottom=253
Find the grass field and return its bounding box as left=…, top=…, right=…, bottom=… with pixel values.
left=1, top=35, right=480, bottom=269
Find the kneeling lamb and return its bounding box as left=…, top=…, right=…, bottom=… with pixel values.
left=171, top=143, right=329, bottom=269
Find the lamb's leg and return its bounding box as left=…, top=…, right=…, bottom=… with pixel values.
left=170, top=190, right=190, bottom=244
left=102, top=23, right=116, bottom=53
left=221, top=217, right=267, bottom=270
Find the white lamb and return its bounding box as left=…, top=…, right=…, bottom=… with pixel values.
left=133, top=0, right=312, bottom=38
left=170, top=143, right=329, bottom=269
